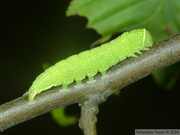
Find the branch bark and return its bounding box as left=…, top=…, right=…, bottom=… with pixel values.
left=79, top=95, right=99, bottom=135
left=0, top=34, right=180, bottom=132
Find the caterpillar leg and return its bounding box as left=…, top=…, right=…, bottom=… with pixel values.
left=62, top=84, right=68, bottom=90
left=87, top=76, right=96, bottom=83
left=88, top=76, right=94, bottom=81
left=131, top=54, right=138, bottom=58
left=74, top=80, right=84, bottom=88
left=101, top=71, right=107, bottom=77
left=136, top=50, right=142, bottom=54
left=76, top=80, right=82, bottom=85
left=142, top=47, right=150, bottom=51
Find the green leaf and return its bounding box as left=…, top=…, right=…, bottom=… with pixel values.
left=67, top=0, right=180, bottom=42
left=51, top=107, right=78, bottom=127
left=153, top=63, right=180, bottom=90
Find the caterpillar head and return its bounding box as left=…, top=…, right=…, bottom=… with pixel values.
left=143, top=29, right=153, bottom=49
left=28, top=86, right=38, bottom=102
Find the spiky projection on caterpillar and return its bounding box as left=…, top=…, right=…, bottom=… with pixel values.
left=28, top=29, right=153, bottom=102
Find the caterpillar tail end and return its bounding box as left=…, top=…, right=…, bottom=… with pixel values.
left=28, top=91, right=37, bottom=103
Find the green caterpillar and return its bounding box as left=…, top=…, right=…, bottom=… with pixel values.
left=28, top=29, right=153, bottom=102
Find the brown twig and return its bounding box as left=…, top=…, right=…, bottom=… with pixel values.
left=0, top=34, right=180, bottom=133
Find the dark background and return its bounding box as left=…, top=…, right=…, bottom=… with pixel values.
left=1, top=1, right=180, bottom=135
